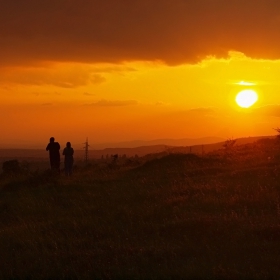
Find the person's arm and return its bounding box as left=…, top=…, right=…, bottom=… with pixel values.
left=46, top=144, right=49, bottom=151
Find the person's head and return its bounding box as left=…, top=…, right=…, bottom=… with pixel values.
left=50, top=137, right=55, bottom=143
left=66, top=142, right=71, bottom=148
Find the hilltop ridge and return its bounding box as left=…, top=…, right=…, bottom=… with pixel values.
left=0, top=135, right=276, bottom=161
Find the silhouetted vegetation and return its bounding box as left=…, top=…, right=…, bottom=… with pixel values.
left=2, top=159, right=20, bottom=174
left=1, top=138, right=280, bottom=279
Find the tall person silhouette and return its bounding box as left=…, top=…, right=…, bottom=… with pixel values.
left=46, top=137, right=60, bottom=173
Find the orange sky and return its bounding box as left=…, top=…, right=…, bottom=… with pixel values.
left=1, top=0, right=280, bottom=148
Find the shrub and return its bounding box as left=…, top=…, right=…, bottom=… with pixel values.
left=2, top=159, right=21, bottom=174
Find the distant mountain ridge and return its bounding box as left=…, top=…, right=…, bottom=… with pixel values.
left=0, top=135, right=276, bottom=161
left=92, top=137, right=226, bottom=149
left=0, top=137, right=225, bottom=150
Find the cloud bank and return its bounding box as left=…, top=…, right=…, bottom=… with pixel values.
left=1, top=0, right=280, bottom=66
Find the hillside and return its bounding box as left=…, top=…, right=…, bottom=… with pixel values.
left=1, top=137, right=280, bottom=278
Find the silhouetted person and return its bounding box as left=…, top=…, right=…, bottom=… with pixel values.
left=46, top=137, right=60, bottom=173
left=63, top=142, right=74, bottom=176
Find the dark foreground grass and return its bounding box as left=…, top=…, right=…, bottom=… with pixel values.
left=1, top=152, right=280, bottom=279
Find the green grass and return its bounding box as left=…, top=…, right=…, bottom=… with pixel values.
left=1, top=144, right=280, bottom=279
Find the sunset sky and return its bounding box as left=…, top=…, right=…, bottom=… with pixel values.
left=1, top=0, right=280, bottom=148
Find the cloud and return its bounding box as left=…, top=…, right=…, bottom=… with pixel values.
left=0, top=64, right=106, bottom=87
left=155, top=101, right=167, bottom=106
left=90, top=74, right=106, bottom=84
left=253, top=105, right=280, bottom=118
left=1, top=0, right=280, bottom=67
left=187, top=107, right=217, bottom=116
left=84, top=92, right=95, bottom=96
left=87, top=99, right=138, bottom=107
left=161, top=107, right=219, bottom=122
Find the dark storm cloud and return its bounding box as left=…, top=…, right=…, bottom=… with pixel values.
left=1, top=0, right=280, bottom=66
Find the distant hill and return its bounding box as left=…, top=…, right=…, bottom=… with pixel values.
left=0, top=135, right=276, bottom=162
left=0, top=145, right=170, bottom=161
left=98, top=135, right=273, bottom=157
left=92, top=137, right=226, bottom=149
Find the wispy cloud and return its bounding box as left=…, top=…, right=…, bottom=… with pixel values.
left=86, top=99, right=138, bottom=107
left=84, top=92, right=95, bottom=96
left=155, top=101, right=166, bottom=106
left=253, top=105, right=280, bottom=118
left=187, top=107, right=217, bottom=116
left=0, top=65, right=106, bottom=88
left=90, top=74, right=106, bottom=84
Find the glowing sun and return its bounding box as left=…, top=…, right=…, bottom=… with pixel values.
left=235, top=89, right=258, bottom=108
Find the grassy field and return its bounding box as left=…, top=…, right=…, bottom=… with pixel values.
left=1, top=139, right=280, bottom=279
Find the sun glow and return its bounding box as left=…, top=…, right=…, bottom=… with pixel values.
left=235, top=89, right=258, bottom=108
left=235, top=81, right=256, bottom=86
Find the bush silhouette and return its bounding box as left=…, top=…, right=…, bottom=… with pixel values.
left=2, top=160, right=20, bottom=174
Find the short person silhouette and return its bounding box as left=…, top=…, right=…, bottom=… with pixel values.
left=46, top=137, right=60, bottom=173
left=63, top=142, right=74, bottom=176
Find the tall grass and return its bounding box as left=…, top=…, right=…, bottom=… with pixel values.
left=1, top=142, right=280, bottom=279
